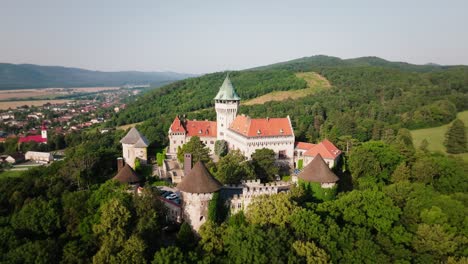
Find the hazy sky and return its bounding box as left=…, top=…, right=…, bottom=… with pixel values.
left=1, top=0, right=467, bottom=74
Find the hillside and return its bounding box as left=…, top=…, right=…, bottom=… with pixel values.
left=252, top=55, right=456, bottom=72
left=112, top=55, right=468, bottom=147
left=411, top=111, right=468, bottom=161
left=0, top=63, right=194, bottom=89
left=242, top=72, right=331, bottom=105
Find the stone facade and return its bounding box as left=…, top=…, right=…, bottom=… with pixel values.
left=180, top=192, right=213, bottom=231
left=120, top=127, right=149, bottom=170
left=122, top=143, right=147, bottom=169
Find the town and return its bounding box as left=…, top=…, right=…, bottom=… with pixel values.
left=0, top=86, right=142, bottom=172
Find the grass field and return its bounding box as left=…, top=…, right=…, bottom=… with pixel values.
left=411, top=111, right=468, bottom=161
left=117, top=122, right=144, bottom=130
left=0, top=170, right=24, bottom=179
left=0, top=99, right=76, bottom=110
left=242, top=72, right=331, bottom=105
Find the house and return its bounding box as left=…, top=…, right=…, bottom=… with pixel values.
left=0, top=153, right=25, bottom=164
left=294, top=139, right=341, bottom=168
left=25, top=151, right=53, bottom=163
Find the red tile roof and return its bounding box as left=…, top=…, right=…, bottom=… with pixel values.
left=303, top=139, right=341, bottom=159
left=295, top=142, right=316, bottom=150
left=170, top=116, right=186, bottom=133
left=186, top=120, right=217, bottom=137
left=170, top=117, right=217, bottom=138
left=229, top=115, right=293, bottom=137
left=19, top=135, right=47, bottom=144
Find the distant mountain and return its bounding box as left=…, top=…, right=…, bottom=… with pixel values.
left=0, top=63, right=195, bottom=90
left=252, top=55, right=459, bottom=72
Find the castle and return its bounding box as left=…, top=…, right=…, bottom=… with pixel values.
left=168, top=74, right=341, bottom=171
left=117, top=75, right=343, bottom=231
left=168, top=75, right=295, bottom=166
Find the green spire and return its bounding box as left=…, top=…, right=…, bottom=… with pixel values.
left=214, top=73, right=241, bottom=101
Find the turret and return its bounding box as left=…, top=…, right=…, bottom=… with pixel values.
left=120, top=127, right=149, bottom=169
left=177, top=161, right=222, bottom=231
left=214, top=74, right=240, bottom=140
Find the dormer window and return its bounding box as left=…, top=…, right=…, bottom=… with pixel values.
left=257, top=129, right=261, bottom=135
left=280, top=128, right=284, bottom=134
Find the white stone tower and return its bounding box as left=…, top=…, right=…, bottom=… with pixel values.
left=120, top=127, right=149, bottom=169
left=214, top=74, right=240, bottom=140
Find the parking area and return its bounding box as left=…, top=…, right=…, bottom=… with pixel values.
left=157, top=186, right=181, bottom=205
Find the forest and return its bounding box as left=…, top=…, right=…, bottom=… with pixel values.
left=110, top=56, right=468, bottom=149
left=0, top=56, right=467, bottom=263
left=0, top=125, right=466, bottom=263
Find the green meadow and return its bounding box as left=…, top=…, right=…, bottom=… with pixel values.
left=411, top=111, right=468, bottom=161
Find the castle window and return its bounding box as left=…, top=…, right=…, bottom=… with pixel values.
left=200, top=216, right=204, bottom=221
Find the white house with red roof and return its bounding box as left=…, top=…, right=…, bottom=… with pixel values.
left=294, top=139, right=341, bottom=168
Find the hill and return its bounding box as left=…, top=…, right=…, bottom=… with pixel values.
left=112, top=55, right=468, bottom=147
left=252, top=55, right=457, bottom=72
left=0, top=63, right=194, bottom=89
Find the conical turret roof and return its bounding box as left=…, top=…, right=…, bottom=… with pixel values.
left=113, top=163, right=141, bottom=184
left=120, top=127, right=149, bottom=147
left=214, top=74, right=241, bottom=101
left=177, top=161, right=222, bottom=193
left=297, top=154, right=339, bottom=183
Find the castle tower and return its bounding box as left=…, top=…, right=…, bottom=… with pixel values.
left=119, top=127, right=149, bottom=169
left=176, top=161, right=222, bottom=231
left=214, top=74, right=240, bottom=140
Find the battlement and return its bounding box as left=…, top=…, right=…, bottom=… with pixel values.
left=181, top=192, right=214, bottom=201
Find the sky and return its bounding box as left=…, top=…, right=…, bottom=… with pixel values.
left=1, top=0, right=467, bottom=74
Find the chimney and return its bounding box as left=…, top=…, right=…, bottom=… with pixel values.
left=184, top=153, right=192, bottom=176
left=117, top=157, right=124, bottom=172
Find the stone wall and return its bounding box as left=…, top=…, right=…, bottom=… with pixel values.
left=180, top=192, right=213, bottom=231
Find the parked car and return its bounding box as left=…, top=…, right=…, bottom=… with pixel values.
left=165, top=193, right=178, bottom=200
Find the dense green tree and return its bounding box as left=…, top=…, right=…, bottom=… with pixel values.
left=391, top=162, right=411, bottom=183
left=214, top=150, right=255, bottom=184
left=152, top=246, right=186, bottom=264
left=11, top=198, right=61, bottom=236
left=246, top=192, right=299, bottom=227
left=223, top=225, right=293, bottom=264
left=176, top=222, right=196, bottom=251
left=444, top=119, right=467, bottom=154
left=251, top=148, right=279, bottom=182
left=348, top=141, right=403, bottom=188
left=214, top=140, right=228, bottom=157
left=92, top=198, right=132, bottom=263
left=177, top=136, right=211, bottom=164
left=319, top=189, right=401, bottom=233
left=291, top=240, right=330, bottom=264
